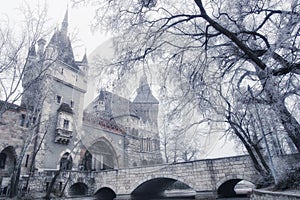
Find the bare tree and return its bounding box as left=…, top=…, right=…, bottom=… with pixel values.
left=0, top=2, right=72, bottom=197
left=44, top=141, right=81, bottom=200
left=0, top=1, right=51, bottom=119
left=160, top=108, right=209, bottom=163
left=72, top=0, right=300, bottom=154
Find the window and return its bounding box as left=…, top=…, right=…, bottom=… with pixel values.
left=81, top=151, right=92, bottom=171
left=59, top=182, right=63, bottom=191
left=20, top=114, right=30, bottom=127
left=63, top=119, right=69, bottom=130
left=32, top=117, right=36, bottom=125
left=25, top=154, right=29, bottom=168
left=70, top=101, right=74, bottom=108
left=140, top=138, right=152, bottom=152
left=20, top=114, right=26, bottom=127
left=21, top=115, right=37, bottom=128
left=0, top=153, right=7, bottom=169
left=146, top=138, right=151, bottom=152
left=141, top=159, right=148, bottom=166
left=60, top=153, right=72, bottom=170
left=56, top=95, right=62, bottom=104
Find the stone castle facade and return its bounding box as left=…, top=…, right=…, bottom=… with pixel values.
left=0, top=10, right=162, bottom=195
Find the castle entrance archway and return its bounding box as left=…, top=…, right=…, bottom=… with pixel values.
left=87, top=139, right=118, bottom=170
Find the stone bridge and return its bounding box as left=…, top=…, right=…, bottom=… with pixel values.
left=38, top=155, right=262, bottom=199
left=94, top=155, right=258, bottom=199
left=29, top=153, right=300, bottom=199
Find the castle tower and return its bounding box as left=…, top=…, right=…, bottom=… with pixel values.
left=131, top=75, right=159, bottom=127
left=21, top=10, right=88, bottom=170
left=125, top=76, right=162, bottom=167
left=21, top=38, right=48, bottom=109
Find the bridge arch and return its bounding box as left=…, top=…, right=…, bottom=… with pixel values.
left=94, top=187, right=116, bottom=200
left=130, top=176, right=195, bottom=198
left=69, top=182, right=88, bottom=196
left=216, top=174, right=256, bottom=189
left=216, top=175, right=256, bottom=198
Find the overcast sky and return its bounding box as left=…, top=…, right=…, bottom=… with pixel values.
left=0, top=0, right=108, bottom=59
left=0, top=1, right=240, bottom=159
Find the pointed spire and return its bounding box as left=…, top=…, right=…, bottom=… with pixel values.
left=139, top=74, right=148, bottom=87
left=61, top=8, right=68, bottom=34
left=133, top=75, right=159, bottom=104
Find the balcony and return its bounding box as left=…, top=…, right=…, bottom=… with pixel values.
left=54, top=128, right=72, bottom=145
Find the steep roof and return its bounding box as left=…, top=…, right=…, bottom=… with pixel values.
left=0, top=100, right=25, bottom=112
left=57, top=103, right=73, bottom=114
left=133, top=76, right=159, bottom=104
left=48, top=9, right=79, bottom=70
left=49, top=31, right=79, bottom=70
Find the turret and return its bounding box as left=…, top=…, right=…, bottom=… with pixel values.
left=22, top=10, right=88, bottom=170
left=21, top=44, right=39, bottom=107
left=37, top=38, right=46, bottom=59
left=47, top=9, right=77, bottom=69
left=131, top=76, right=159, bottom=125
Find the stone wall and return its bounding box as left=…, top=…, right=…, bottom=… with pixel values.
left=251, top=189, right=300, bottom=200
left=0, top=107, right=34, bottom=176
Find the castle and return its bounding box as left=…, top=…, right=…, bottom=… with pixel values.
left=0, top=10, right=162, bottom=195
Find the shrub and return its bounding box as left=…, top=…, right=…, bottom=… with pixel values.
left=275, top=167, right=300, bottom=190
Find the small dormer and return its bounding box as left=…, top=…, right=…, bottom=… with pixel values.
left=55, top=103, right=74, bottom=145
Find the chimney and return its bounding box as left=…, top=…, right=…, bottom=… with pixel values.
left=37, top=38, right=46, bottom=58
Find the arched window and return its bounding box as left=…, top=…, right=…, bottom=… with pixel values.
left=60, top=153, right=72, bottom=170
left=141, top=159, right=148, bottom=166
left=81, top=150, right=92, bottom=171
left=88, top=140, right=116, bottom=171
left=0, top=146, right=16, bottom=172
left=0, top=153, right=7, bottom=169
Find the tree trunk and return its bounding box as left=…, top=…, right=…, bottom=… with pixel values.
left=229, top=121, right=269, bottom=176
left=45, top=170, right=60, bottom=200
left=261, top=76, right=300, bottom=153
left=273, top=101, right=300, bottom=152
left=9, top=167, right=21, bottom=197
left=252, top=144, right=271, bottom=173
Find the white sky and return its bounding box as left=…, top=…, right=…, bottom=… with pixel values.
left=0, top=0, right=108, bottom=59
